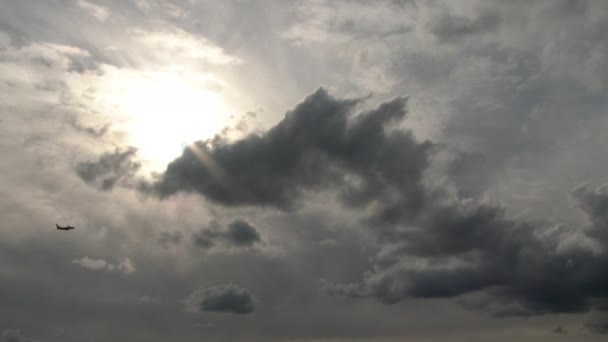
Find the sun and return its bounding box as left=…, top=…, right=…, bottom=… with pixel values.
left=99, top=68, right=231, bottom=171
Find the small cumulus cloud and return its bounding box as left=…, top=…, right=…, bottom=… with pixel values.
left=194, top=219, right=262, bottom=251
left=72, top=257, right=136, bottom=274
left=185, top=284, right=255, bottom=315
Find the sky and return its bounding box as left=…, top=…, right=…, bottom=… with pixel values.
left=1, top=0, right=608, bottom=341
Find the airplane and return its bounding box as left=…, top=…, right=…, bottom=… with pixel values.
left=56, top=224, right=75, bottom=231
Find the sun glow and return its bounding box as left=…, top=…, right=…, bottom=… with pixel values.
left=98, top=69, right=231, bottom=171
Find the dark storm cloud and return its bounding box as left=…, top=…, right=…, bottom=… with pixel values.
left=76, top=147, right=141, bottom=191
left=325, top=185, right=608, bottom=315
left=146, top=88, right=431, bottom=215
left=142, top=88, right=608, bottom=316
left=185, top=284, right=255, bottom=314
left=194, top=219, right=261, bottom=249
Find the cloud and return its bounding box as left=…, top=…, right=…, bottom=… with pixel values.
left=194, top=219, right=262, bottom=250
left=72, top=256, right=109, bottom=271
left=76, top=147, right=141, bottom=191
left=139, top=87, right=608, bottom=317
left=68, top=117, right=110, bottom=138
left=572, top=184, right=608, bottom=246
left=72, top=257, right=136, bottom=274
left=585, top=315, right=608, bottom=334
left=132, top=0, right=189, bottom=19
left=158, top=231, right=182, bottom=248
left=4, top=1, right=608, bottom=339
left=145, top=87, right=431, bottom=213
left=139, top=295, right=160, bottom=304
left=425, top=9, right=500, bottom=43
left=185, top=284, right=255, bottom=314
left=132, top=28, right=240, bottom=66
left=2, top=330, right=29, bottom=342
left=322, top=184, right=608, bottom=316
left=117, top=258, right=136, bottom=274
left=552, top=325, right=567, bottom=334
left=224, top=219, right=262, bottom=247
left=76, top=0, right=111, bottom=22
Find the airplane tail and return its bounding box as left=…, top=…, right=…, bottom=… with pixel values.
left=56, top=224, right=60, bottom=228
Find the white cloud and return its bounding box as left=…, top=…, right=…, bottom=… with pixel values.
left=72, top=257, right=136, bottom=274
left=72, top=256, right=109, bottom=271
left=118, top=257, right=136, bottom=274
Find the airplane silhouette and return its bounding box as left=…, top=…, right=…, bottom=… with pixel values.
left=56, top=224, right=75, bottom=231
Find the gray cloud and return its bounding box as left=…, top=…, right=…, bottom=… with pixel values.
left=68, top=117, right=110, bottom=138
left=146, top=88, right=432, bottom=214
left=2, top=330, right=29, bottom=342
left=426, top=9, right=500, bottom=43
left=325, top=184, right=608, bottom=316
left=586, top=315, right=608, bottom=334
left=157, top=231, right=182, bottom=248
left=194, top=219, right=262, bottom=250
left=572, top=185, right=608, bottom=245
left=225, top=219, right=262, bottom=247
left=552, top=325, right=567, bottom=334
left=185, top=284, right=255, bottom=314
left=143, top=88, right=608, bottom=316
left=4, top=1, right=608, bottom=340
left=76, top=147, right=141, bottom=191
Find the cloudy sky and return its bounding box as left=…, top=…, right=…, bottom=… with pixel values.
left=1, top=0, right=608, bottom=341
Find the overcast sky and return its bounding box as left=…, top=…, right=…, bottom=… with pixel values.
left=1, top=0, right=608, bottom=341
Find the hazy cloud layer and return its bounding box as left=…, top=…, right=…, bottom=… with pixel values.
left=2, top=0, right=608, bottom=341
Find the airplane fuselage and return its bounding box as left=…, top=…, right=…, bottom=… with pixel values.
left=56, top=224, right=75, bottom=230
